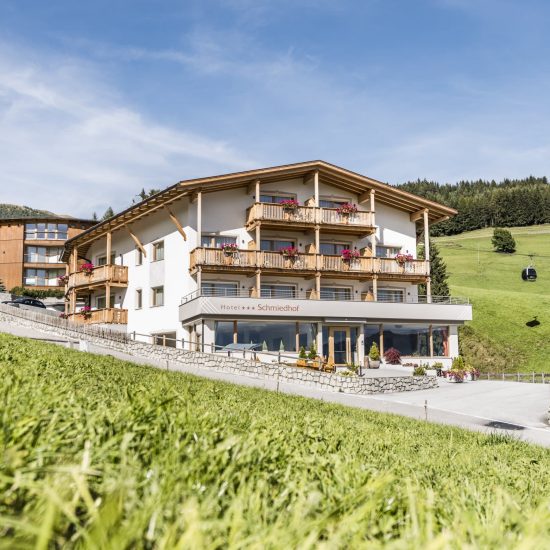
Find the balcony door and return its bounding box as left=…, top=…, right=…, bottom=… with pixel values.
left=328, top=326, right=351, bottom=365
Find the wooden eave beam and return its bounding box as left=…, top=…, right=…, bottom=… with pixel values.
left=125, top=224, right=147, bottom=257
left=164, top=206, right=187, bottom=240
left=410, top=209, right=428, bottom=223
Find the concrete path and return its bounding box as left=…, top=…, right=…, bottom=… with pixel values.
left=2, top=320, right=550, bottom=448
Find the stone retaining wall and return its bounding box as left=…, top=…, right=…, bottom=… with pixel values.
left=0, top=304, right=438, bottom=395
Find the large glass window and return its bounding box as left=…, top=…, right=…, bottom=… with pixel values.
left=319, top=242, right=349, bottom=255
left=260, top=194, right=295, bottom=204
left=260, top=284, right=296, bottom=298
left=364, top=325, right=381, bottom=354
left=320, top=287, right=352, bottom=301
left=237, top=321, right=296, bottom=352
left=25, top=223, right=68, bottom=240
left=202, top=282, right=239, bottom=296
left=260, top=239, right=294, bottom=251
left=201, top=235, right=237, bottom=248
left=319, top=198, right=347, bottom=209
left=432, top=326, right=449, bottom=357
left=23, top=268, right=65, bottom=286
left=376, top=245, right=401, bottom=258
left=96, top=294, right=116, bottom=309
left=298, top=323, right=317, bottom=350
left=96, top=253, right=116, bottom=266
left=383, top=324, right=430, bottom=357
left=24, top=246, right=63, bottom=263
left=215, top=321, right=234, bottom=348
left=377, top=288, right=405, bottom=303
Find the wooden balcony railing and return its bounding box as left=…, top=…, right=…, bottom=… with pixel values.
left=190, top=248, right=429, bottom=277
left=68, top=265, right=129, bottom=289
left=67, top=308, right=128, bottom=325
left=246, top=203, right=374, bottom=231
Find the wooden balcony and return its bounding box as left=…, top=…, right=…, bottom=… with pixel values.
left=68, top=265, right=129, bottom=290
left=245, top=203, right=375, bottom=235
left=190, top=247, right=429, bottom=281
left=67, top=308, right=128, bottom=325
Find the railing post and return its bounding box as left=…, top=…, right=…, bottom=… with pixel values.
left=543, top=373, right=545, bottom=384
left=532, top=372, right=535, bottom=383
left=517, top=373, right=520, bottom=382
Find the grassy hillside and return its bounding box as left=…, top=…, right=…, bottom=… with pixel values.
left=2, top=333, right=550, bottom=547
left=435, top=225, right=550, bottom=372
left=0, top=203, right=55, bottom=219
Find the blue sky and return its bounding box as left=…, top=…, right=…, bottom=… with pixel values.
left=0, top=0, right=549, bottom=217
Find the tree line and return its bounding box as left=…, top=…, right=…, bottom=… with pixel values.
left=398, top=176, right=550, bottom=236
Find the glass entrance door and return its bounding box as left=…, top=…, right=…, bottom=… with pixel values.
left=328, top=327, right=351, bottom=365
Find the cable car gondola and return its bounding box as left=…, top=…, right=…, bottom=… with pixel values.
left=521, top=256, right=537, bottom=281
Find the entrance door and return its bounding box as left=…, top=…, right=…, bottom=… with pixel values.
left=328, top=327, right=351, bottom=365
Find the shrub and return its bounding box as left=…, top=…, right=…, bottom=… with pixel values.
left=384, top=347, right=401, bottom=364
left=308, top=343, right=317, bottom=360
left=299, top=346, right=307, bottom=360
left=10, top=286, right=64, bottom=299
left=492, top=228, right=516, bottom=253
left=368, top=342, right=380, bottom=361
left=413, top=366, right=426, bottom=376
left=451, top=356, right=466, bottom=370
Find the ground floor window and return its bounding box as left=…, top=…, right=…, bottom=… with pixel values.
left=364, top=323, right=449, bottom=357
left=214, top=321, right=317, bottom=353
left=153, top=332, right=177, bottom=348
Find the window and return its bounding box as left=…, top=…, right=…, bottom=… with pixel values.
left=152, top=241, right=164, bottom=261
left=215, top=321, right=234, bottom=348
left=153, top=332, right=177, bottom=348
left=96, top=294, right=116, bottom=310
left=376, top=245, right=401, bottom=258
left=201, top=235, right=237, bottom=248
left=25, top=223, right=68, bottom=240
left=364, top=325, right=381, bottom=354
left=260, top=239, right=294, bottom=251
left=432, top=326, right=449, bottom=357
left=298, top=323, right=317, bottom=350
left=320, top=287, right=352, bottom=301
left=202, top=282, right=238, bottom=297
left=383, top=324, right=430, bottom=357
left=319, top=242, right=349, bottom=255
left=237, top=321, right=296, bottom=352
left=96, top=253, right=116, bottom=266
left=259, top=194, right=295, bottom=204
left=135, top=289, right=143, bottom=309
left=260, top=284, right=296, bottom=298
left=136, top=247, right=143, bottom=265
left=319, top=198, right=347, bottom=209
left=23, top=268, right=65, bottom=286
left=24, top=246, right=63, bottom=263
left=377, top=288, right=405, bottom=303
left=151, top=286, right=164, bottom=307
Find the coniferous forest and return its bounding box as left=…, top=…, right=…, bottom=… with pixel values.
left=398, top=176, right=550, bottom=236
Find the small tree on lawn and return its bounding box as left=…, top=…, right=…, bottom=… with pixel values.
left=492, top=228, right=516, bottom=253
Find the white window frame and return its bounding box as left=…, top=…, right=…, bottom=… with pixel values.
left=151, top=285, right=164, bottom=307
left=152, top=241, right=164, bottom=262
left=135, top=247, right=143, bottom=266
left=135, top=288, right=143, bottom=310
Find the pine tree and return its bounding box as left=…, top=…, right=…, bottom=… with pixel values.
left=92, top=212, right=98, bottom=221
left=102, top=207, right=115, bottom=220
left=419, top=240, right=450, bottom=297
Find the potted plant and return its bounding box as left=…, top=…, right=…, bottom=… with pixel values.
left=341, top=248, right=360, bottom=270
left=367, top=342, right=381, bottom=368
left=464, top=364, right=480, bottom=381
left=221, top=242, right=238, bottom=264
left=384, top=347, right=401, bottom=365
left=446, top=356, right=466, bottom=383
left=80, top=262, right=95, bottom=276
left=279, top=246, right=299, bottom=267
left=57, top=274, right=69, bottom=286
left=80, top=305, right=92, bottom=320
left=336, top=202, right=358, bottom=223
left=413, top=366, right=426, bottom=376
left=394, top=253, right=414, bottom=267
left=297, top=346, right=308, bottom=367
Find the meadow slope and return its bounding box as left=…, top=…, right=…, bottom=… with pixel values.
left=2, top=333, right=550, bottom=548
left=435, top=225, right=550, bottom=372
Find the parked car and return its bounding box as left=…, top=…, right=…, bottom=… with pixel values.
left=2, top=297, right=46, bottom=309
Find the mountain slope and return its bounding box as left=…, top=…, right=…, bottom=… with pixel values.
left=435, top=225, right=550, bottom=372
left=0, top=203, right=56, bottom=219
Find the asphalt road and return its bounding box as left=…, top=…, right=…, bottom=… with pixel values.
left=2, top=320, right=550, bottom=448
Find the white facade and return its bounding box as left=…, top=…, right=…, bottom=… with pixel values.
left=65, top=162, right=472, bottom=367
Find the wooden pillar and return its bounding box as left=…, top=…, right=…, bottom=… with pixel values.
left=314, top=226, right=320, bottom=254
left=196, top=267, right=202, bottom=293
left=429, top=324, right=434, bottom=357
left=423, top=209, right=430, bottom=261
left=313, top=170, right=319, bottom=206
left=197, top=191, right=202, bottom=247
left=372, top=275, right=378, bottom=301
left=255, top=270, right=261, bottom=297
left=255, top=224, right=261, bottom=250
left=370, top=190, right=376, bottom=256
left=105, top=283, right=111, bottom=309
left=255, top=179, right=261, bottom=203
left=316, top=322, right=323, bottom=358
left=233, top=320, right=238, bottom=344
left=426, top=277, right=432, bottom=303
left=295, top=322, right=300, bottom=352
left=106, top=231, right=112, bottom=265
left=315, top=272, right=321, bottom=299
left=379, top=323, right=384, bottom=356
left=72, top=246, right=78, bottom=273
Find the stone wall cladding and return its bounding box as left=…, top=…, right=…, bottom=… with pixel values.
left=0, top=304, right=438, bottom=395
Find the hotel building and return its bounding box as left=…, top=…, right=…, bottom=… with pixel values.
left=61, top=161, right=472, bottom=366
left=0, top=216, right=95, bottom=292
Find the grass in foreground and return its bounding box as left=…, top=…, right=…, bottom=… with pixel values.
left=1, top=333, right=550, bottom=548
left=435, top=225, right=550, bottom=372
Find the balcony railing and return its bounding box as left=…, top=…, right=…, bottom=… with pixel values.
left=190, top=247, right=429, bottom=277
left=246, top=203, right=374, bottom=230
left=67, top=308, right=128, bottom=324
left=68, top=265, right=129, bottom=289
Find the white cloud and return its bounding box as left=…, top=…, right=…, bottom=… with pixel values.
left=0, top=43, right=255, bottom=217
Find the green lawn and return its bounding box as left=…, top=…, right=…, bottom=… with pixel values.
left=2, top=333, right=550, bottom=547
left=435, top=225, right=550, bottom=372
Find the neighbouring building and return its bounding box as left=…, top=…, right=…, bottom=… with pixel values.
left=0, top=216, right=96, bottom=292
left=61, top=161, right=472, bottom=366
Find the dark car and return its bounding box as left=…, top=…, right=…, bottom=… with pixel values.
left=1, top=297, right=46, bottom=309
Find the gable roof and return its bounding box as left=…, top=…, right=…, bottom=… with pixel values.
left=62, top=160, right=457, bottom=260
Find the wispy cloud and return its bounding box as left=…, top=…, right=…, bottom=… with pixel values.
left=0, top=42, right=254, bottom=217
